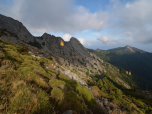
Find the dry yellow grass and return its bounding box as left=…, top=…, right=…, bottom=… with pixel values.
left=12, top=80, right=26, bottom=91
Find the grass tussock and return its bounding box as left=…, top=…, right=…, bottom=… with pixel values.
left=9, top=89, right=37, bottom=114
left=31, top=90, right=53, bottom=114
left=49, top=77, right=66, bottom=88
left=51, top=87, right=64, bottom=102
left=76, top=84, right=95, bottom=108
left=58, top=72, right=70, bottom=80
left=0, top=51, right=5, bottom=59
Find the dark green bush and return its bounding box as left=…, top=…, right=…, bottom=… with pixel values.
left=86, top=71, right=89, bottom=76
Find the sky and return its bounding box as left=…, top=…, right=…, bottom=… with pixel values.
left=0, top=0, right=152, bottom=52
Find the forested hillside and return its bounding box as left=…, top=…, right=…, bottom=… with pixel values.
left=88, top=47, right=152, bottom=90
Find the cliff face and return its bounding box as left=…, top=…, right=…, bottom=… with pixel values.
left=0, top=14, right=103, bottom=77
left=0, top=14, right=34, bottom=42
left=0, top=14, right=93, bottom=65
left=37, top=33, right=94, bottom=67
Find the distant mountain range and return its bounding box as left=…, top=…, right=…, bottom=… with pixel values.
left=88, top=46, right=152, bottom=90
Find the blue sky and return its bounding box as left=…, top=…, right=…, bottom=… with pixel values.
left=0, top=0, right=152, bottom=52
left=74, top=0, right=110, bottom=12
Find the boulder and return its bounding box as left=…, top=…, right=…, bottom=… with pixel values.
left=62, top=110, right=73, bottom=114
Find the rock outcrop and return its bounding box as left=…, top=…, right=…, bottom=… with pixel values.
left=0, top=14, right=34, bottom=42
left=59, top=68, right=88, bottom=86
left=0, top=14, right=103, bottom=78
left=96, top=97, right=128, bottom=114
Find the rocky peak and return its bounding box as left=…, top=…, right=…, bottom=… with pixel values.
left=0, top=14, right=34, bottom=42
left=96, top=48, right=102, bottom=52
left=42, top=33, right=50, bottom=37
left=70, top=37, right=79, bottom=42
left=125, top=45, right=131, bottom=48
left=125, top=45, right=135, bottom=52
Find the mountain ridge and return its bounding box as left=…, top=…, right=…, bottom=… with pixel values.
left=0, top=14, right=34, bottom=42
left=96, top=45, right=146, bottom=54
left=88, top=46, right=152, bottom=90
left=0, top=13, right=134, bottom=90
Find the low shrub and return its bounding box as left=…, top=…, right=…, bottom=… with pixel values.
left=86, top=71, right=89, bottom=76
left=31, top=90, right=53, bottom=114
left=51, top=87, right=64, bottom=102
left=17, top=45, right=25, bottom=52
left=0, top=51, right=5, bottom=58
left=58, top=72, right=70, bottom=80
left=53, top=90, right=86, bottom=113
left=49, top=77, right=66, bottom=88
left=76, top=84, right=95, bottom=108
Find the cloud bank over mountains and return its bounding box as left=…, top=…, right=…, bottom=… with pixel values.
left=0, top=0, right=152, bottom=48
left=7, top=0, right=108, bottom=34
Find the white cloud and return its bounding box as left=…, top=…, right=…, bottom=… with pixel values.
left=3, top=0, right=108, bottom=35
left=77, top=38, right=91, bottom=46
left=78, top=38, right=85, bottom=45
left=97, top=35, right=116, bottom=45
left=108, top=0, right=152, bottom=44
left=62, top=34, right=72, bottom=41
left=62, top=34, right=88, bottom=45
left=1, top=0, right=152, bottom=47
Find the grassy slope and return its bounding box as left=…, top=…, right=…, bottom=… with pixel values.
left=0, top=39, right=95, bottom=114
left=0, top=39, right=152, bottom=113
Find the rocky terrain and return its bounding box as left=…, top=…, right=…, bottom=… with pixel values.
left=0, top=14, right=34, bottom=42
left=0, top=14, right=132, bottom=89
left=1, top=14, right=152, bottom=114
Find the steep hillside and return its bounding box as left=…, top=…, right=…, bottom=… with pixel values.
left=88, top=46, right=152, bottom=90
left=1, top=38, right=152, bottom=113
left=3, top=13, right=146, bottom=91
left=0, top=14, right=104, bottom=79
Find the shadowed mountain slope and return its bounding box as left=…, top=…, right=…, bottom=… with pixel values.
left=88, top=46, right=152, bottom=90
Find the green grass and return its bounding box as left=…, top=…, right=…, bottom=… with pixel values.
left=58, top=72, right=70, bottom=80
left=49, top=77, right=66, bottom=88
left=31, top=89, right=53, bottom=114
left=51, top=87, right=64, bottom=101
left=76, top=83, right=95, bottom=108
left=0, top=51, right=5, bottom=58
left=9, top=88, right=36, bottom=113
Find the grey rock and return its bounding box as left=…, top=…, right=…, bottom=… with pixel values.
left=59, top=69, right=88, bottom=86
left=0, top=14, right=34, bottom=42
left=62, top=110, right=73, bottom=114
left=106, top=107, right=110, bottom=112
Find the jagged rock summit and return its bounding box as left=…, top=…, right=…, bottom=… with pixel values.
left=39, top=32, right=93, bottom=65
left=0, top=13, right=103, bottom=78
left=0, top=14, right=92, bottom=63
left=0, top=14, right=34, bottom=42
